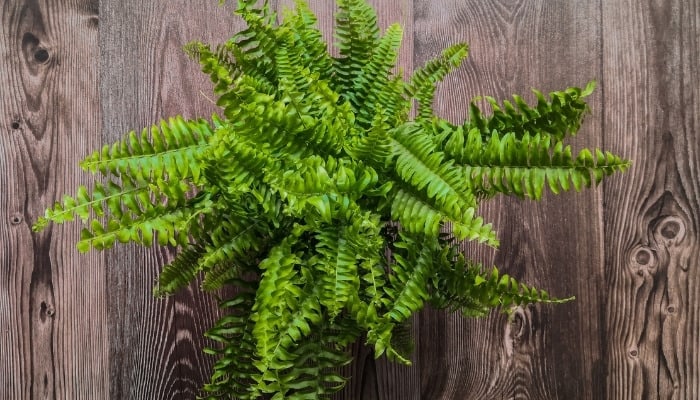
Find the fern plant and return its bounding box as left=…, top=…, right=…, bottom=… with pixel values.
left=33, top=0, right=630, bottom=398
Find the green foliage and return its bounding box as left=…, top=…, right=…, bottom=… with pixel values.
left=34, top=0, right=630, bottom=398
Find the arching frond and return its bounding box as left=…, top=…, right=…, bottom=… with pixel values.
left=408, top=43, right=469, bottom=121
left=351, top=23, right=404, bottom=127
left=280, top=0, right=333, bottom=80
left=467, top=81, right=596, bottom=141
left=439, top=124, right=630, bottom=200
left=430, top=255, right=574, bottom=317
left=80, top=117, right=214, bottom=184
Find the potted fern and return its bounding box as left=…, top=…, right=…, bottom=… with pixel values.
left=33, top=0, right=629, bottom=398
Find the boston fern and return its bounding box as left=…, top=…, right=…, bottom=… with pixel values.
left=34, top=0, right=629, bottom=398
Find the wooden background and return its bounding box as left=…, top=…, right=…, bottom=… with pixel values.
left=1, top=0, right=698, bottom=398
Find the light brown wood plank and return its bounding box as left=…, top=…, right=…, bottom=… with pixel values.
left=413, top=0, right=606, bottom=398
left=98, top=1, right=240, bottom=398
left=602, top=0, right=700, bottom=398
left=0, top=0, right=107, bottom=399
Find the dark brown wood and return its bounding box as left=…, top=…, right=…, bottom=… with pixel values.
left=602, top=0, right=700, bottom=398
left=1, top=0, right=698, bottom=399
left=0, top=0, right=107, bottom=399
left=411, top=1, right=607, bottom=399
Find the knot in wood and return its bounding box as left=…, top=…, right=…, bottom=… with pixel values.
left=654, top=216, right=686, bottom=246
left=9, top=214, right=23, bottom=225
left=40, top=301, right=56, bottom=320
left=34, top=48, right=50, bottom=64
left=629, top=245, right=657, bottom=276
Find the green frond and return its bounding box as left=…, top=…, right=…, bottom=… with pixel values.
left=332, top=0, right=380, bottom=96
left=280, top=0, right=333, bottom=80
left=190, top=2, right=280, bottom=96
left=387, top=185, right=497, bottom=245
left=256, top=322, right=354, bottom=398
left=232, top=1, right=279, bottom=85
left=154, top=209, right=269, bottom=296
left=185, top=41, right=237, bottom=94
left=388, top=321, right=414, bottom=363
left=272, top=47, right=353, bottom=156
left=76, top=189, right=208, bottom=252
left=275, top=41, right=313, bottom=96
left=391, top=123, right=476, bottom=214
left=251, top=236, right=310, bottom=372
left=204, top=128, right=279, bottom=197
left=351, top=23, right=404, bottom=127
left=33, top=173, right=193, bottom=234
left=359, top=232, right=439, bottom=364
left=385, top=123, right=498, bottom=245
left=269, top=156, right=381, bottom=210
left=310, top=225, right=360, bottom=319
left=408, top=43, right=469, bottom=121
left=431, top=256, right=573, bottom=317
left=344, top=109, right=393, bottom=170
left=218, top=76, right=349, bottom=162
left=80, top=116, right=214, bottom=184
left=383, top=232, right=434, bottom=323
left=444, top=127, right=631, bottom=199
left=203, top=287, right=261, bottom=399
left=153, top=245, right=206, bottom=297
left=467, top=81, right=596, bottom=141
left=197, top=214, right=268, bottom=289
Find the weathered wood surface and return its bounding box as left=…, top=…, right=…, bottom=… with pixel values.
left=0, top=0, right=107, bottom=398
left=413, top=1, right=606, bottom=398
left=98, top=1, right=239, bottom=398
left=602, top=0, right=700, bottom=398
left=0, top=0, right=697, bottom=399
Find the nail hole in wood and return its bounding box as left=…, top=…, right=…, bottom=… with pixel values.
left=11, top=121, right=20, bottom=129
left=667, top=306, right=676, bottom=314
left=34, top=48, right=50, bottom=63
left=10, top=214, right=23, bottom=225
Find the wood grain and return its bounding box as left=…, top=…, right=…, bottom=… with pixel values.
left=98, top=1, right=241, bottom=398
left=413, top=0, right=606, bottom=398
left=602, top=0, right=700, bottom=398
left=0, top=0, right=107, bottom=399
left=2, top=0, right=699, bottom=399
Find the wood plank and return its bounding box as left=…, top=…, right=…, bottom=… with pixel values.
left=602, top=0, right=700, bottom=398
left=271, top=1, right=417, bottom=398
left=413, top=0, right=606, bottom=398
left=98, top=1, right=240, bottom=398
left=0, top=0, right=107, bottom=399
left=332, top=2, right=418, bottom=398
